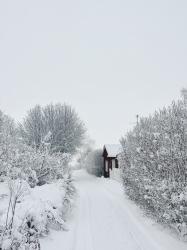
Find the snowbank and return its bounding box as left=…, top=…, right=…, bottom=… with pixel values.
left=0, top=176, right=76, bottom=249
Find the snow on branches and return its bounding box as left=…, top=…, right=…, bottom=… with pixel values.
left=120, top=93, right=187, bottom=239
left=19, top=104, right=86, bottom=154
left=0, top=108, right=77, bottom=249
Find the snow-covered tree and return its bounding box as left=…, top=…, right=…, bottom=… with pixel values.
left=76, top=137, right=95, bottom=169
left=19, top=104, right=86, bottom=154
left=83, top=149, right=103, bottom=177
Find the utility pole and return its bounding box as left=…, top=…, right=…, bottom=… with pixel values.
left=136, top=114, right=139, bottom=125
left=181, top=88, right=187, bottom=106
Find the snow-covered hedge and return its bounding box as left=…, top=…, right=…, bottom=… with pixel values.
left=120, top=97, right=187, bottom=239
left=0, top=110, right=77, bottom=249
left=0, top=113, right=71, bottom=187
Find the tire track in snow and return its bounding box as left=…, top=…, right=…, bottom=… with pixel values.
left=70, top=186, right=95, bottom=250
left=87, top=181, right=143, bottom=250
left=100, top=182, right=162, bottom=250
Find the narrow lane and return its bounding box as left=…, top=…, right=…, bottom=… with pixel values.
left=41, top=170, right=162, bottom=250
left=72, top=171, right=159, bottom=250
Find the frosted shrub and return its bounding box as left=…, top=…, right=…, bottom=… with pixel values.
left=84, top=149, right=103, bottom=177
left=120, top=97, right=187, bottom=239
left=0, top=180, right=39, bottom=250
left=0, top=109, right=77, bottom=248
left=0, top=219, right=40, bottom=250
left=0, top=176, right=76, bottom=249
left=61, top=173, right=77, bottom=220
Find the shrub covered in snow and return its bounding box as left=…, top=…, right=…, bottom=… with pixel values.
left=79, top=147, right=103, bottom=177
left=120, top=93, right=187, bottom=239
left=0, top=150, right=76, bottom=248
left=0, top=110, right=71, bottom=187
left=0, top=109, right=78, bottom=249
left=85, top=149, right=103, bottom=177
left=61, top=173, right=77, bottom=219
left=0, top=175, right=76, bottom=249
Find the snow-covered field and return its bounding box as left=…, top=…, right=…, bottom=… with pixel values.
left=41, top=170, right=187, bottom=250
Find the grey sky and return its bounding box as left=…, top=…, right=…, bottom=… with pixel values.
left=0, top=0, right=186, bottom=146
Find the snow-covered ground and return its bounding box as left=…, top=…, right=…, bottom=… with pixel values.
left=0, top=180, right=65, bottom=222
left=41, top=170, right=187, bottom=250
left=0, top=179, right=68, bottom=249
left=0, top=181, right=65, bottom=212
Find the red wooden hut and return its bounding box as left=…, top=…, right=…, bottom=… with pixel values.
left=102, top=144, right=121, bottom=178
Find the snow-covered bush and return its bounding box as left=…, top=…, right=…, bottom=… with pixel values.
left=0, top=116, right=71, bottom=187
left=0, top=175, right=76, bottom=249
left=120, top=92, right=187, bottom=239
left=76, top=137, right=95, bottom=170
left=0, top=109, right=77, bottom=248
left=77, top=140, right=103, bottom=177
left=0, top=105, right=85, bottom=183
left=61, top=173, right=77, bottom=219
left=0, top=112, right=17, bottom=178
left=0, top=179, right=40, bottom=250
left=84, top=149, right=103, bottom=177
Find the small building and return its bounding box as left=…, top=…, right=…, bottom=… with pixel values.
left=102, top=144, right=121, bottom=178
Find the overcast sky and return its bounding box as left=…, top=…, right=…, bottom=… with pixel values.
left=0, top=0, right=186, bottom=147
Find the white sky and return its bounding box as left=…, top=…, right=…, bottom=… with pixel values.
left=0, top=0, right=186, bottom=147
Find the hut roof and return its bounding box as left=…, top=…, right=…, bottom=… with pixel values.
left=104, top=144, right=121, bottom=157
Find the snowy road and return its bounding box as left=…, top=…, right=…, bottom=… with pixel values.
left=70, top=172, right=158, bottom=250
left=41, top=170, right=187, bottom=250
